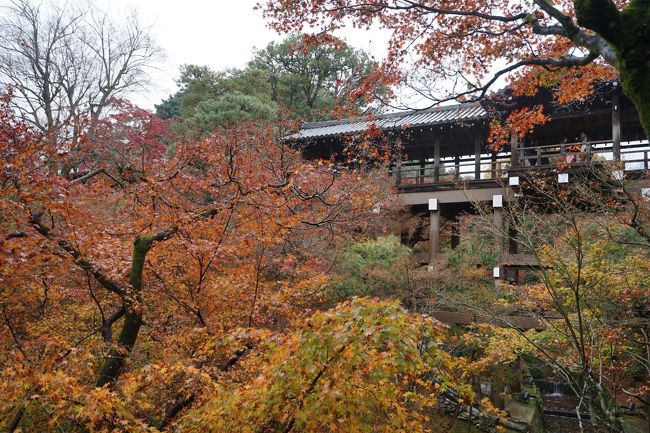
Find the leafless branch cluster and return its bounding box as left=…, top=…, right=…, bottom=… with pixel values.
left=0, top=0, right=161, bottom=139
left=339, top=0, right=618, bottom=108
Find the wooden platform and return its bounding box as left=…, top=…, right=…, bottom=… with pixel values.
left=501, top=253, right=541, bottom=268
left=431, top=310, right=544, bottom=330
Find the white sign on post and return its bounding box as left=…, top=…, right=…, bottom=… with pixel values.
left=642, top=188, right=650, bottom=201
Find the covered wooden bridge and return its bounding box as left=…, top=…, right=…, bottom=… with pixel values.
left=293, top=82, right=649, bottom=278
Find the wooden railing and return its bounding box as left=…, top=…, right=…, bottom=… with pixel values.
left=398, top=153, right=511, bottom=186
left=516, top=139, right=650, bottom=170
left=396, top=139, right=650, bottom=188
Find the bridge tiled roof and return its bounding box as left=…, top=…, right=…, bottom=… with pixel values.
left=293, top=102, right=488, bottom=139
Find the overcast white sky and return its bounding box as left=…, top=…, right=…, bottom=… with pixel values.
left=105, top=0, right=390, bottom=109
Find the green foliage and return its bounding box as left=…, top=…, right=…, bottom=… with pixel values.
left=250, top=34, right=379, bottom=119
left=180, top=298, right=457, bottom=433
left=181, top=92, right=275, bottom=137
left=445, top=231, right=499, bottom=270
left=156, top=35, right=381, bottom=137
left=329, top=236, right=412, bottom=300
left=154, top=94, right=180, bottom=119
left=176, top=65, right=228, bottom=117
left=157, top=64, right=278, bottom=137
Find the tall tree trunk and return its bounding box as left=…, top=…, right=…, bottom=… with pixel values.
left=96, top=237, right=151, bottom=387
left=575, top=0, right=650, bottom=136
left=617, top=34, right=650, bottom=138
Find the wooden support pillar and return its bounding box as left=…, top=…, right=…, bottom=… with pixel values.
left=493, top=195, right=504, bottom=253
left=491, top=152, right=497, bottom=179
left=434, top=139, right=441, bottom=181
left=428, top=199, right=440, bottom=263
left=612, top=93, right=621, bottom=161
left=474, top=134, right=482, bottom=180
left=454, top=154, right=460, bottom=181
left=510, top=132, right=519, bottom=167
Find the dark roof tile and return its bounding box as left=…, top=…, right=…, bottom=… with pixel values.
left=293, top=102, right=488, bottom=139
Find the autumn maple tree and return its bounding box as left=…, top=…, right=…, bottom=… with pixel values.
left=0, top=0, right=160, bottom=141
left=260, top=0, right=650, bottom=137
left=458, top=167, right=650, bottom=432
left=179, top=298, right=463, bottom=433
left=0, top=88, right=421, bottom=431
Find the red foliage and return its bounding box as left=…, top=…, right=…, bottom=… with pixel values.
left=259, top=0, right=620, bottom=149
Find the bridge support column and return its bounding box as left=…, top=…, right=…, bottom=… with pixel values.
left=612, top=93, right=621, bottom=161
left=428, top=198, right=440, bottom=263
left=493, top=194, right=504, bottom=253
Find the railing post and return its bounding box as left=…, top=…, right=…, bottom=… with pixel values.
left=454, top=155, right=460, bottom=181
left=491, top=152, right=497, bottom=179
left=536, top=148, right=542, bottom=166
left=474, top=134, right=481, bottom=180
left=434, top=139, right=441, bottom=182
left=419, top=158, right=425, bottom=184
left=585, top=142, right=592, bottom=162
left=612, top=93, right=621, bottom=161
left=396, top=147, right=402, bottom=187
left=510, top=132, right=519, bottom=167
left=645, top=150, right=648, bottom=170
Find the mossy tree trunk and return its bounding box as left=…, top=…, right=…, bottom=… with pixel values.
left=96, top=237, right=154, bottom=388
left=575, top=0, right=650, bottom=137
